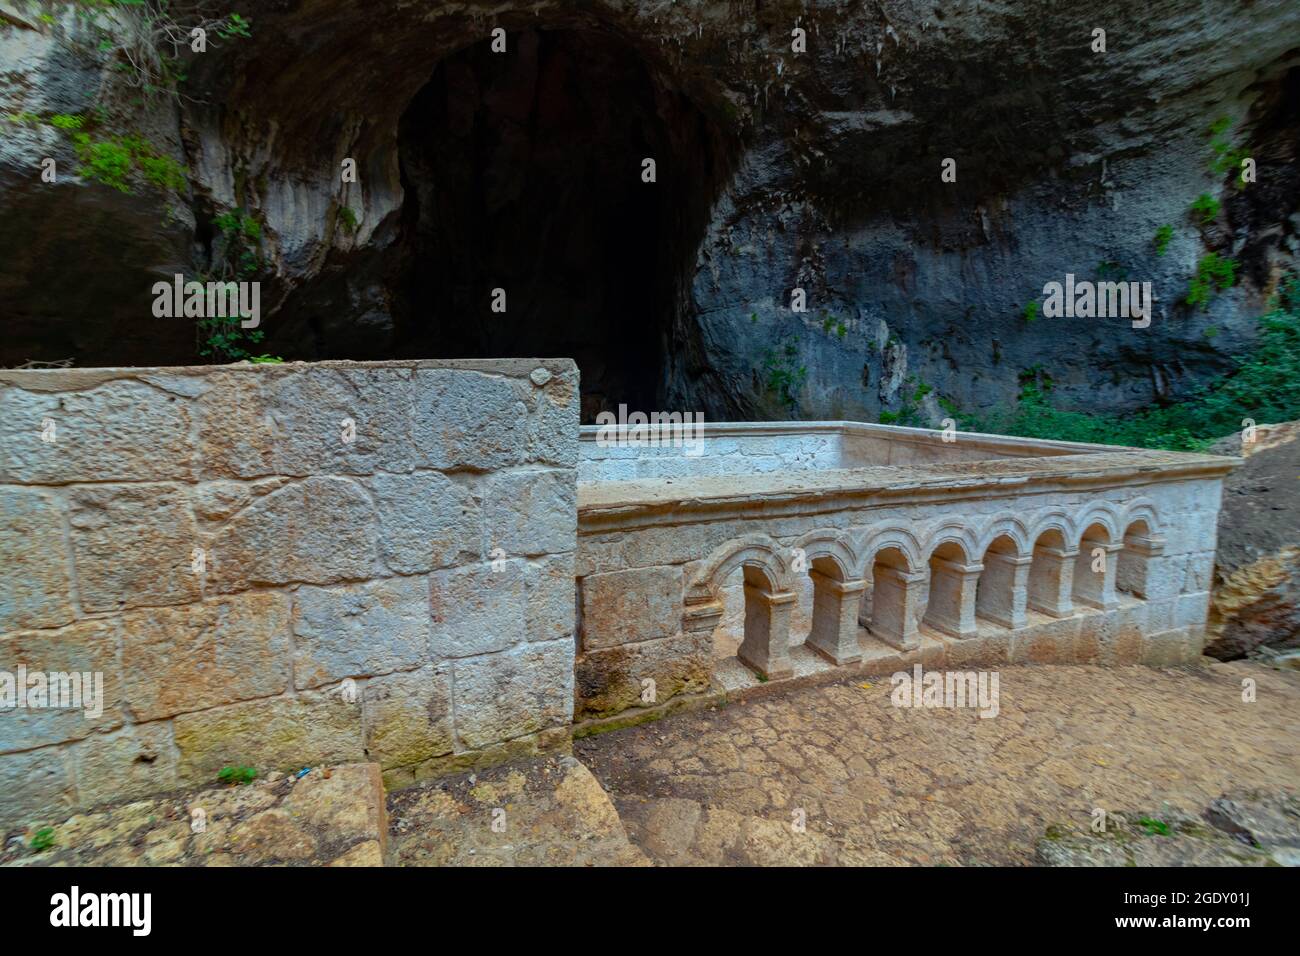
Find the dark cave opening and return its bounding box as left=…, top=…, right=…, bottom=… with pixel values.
left=390, top=29, right=721, bottom=422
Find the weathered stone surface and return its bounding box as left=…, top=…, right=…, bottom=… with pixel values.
left=0, top=619, right=123, bottom=751
left=526, top=365, right=581, bottom=467
left=526, top=553, right=574, bottom=643
left=70, top=723, right=179, bottom=807
left=429, top=561, right=525, bottom=658
left=293, top=577, right=431, bottom=688
left=361, top=665, right=453, bottom=769
left=173, top=693, right=365, bottom=785
left=452, top=640, right=573, bottom=749
left=195, top=371, right=275, bottom=479
left=67, top=483, right=201, bottom=611
left=580, top=565, right=683, bottom=650
left=206, top=476, right=381, bottom=592
left=0, top=747, right=73, bottom=830
left=1, top=762, right=387, bottom=867
left=483, top=468, right=576, bottom=556
left=387, top=753, right=647, bottom=867
left=1207, top=422, right=1300, bottom=659
left=410, top=368, right=529, bottom=470
left=268, top=367, right=415, bottom=475
left=369, top=471, right=479, bottom=573
left=575, top=631, right=711, bottom=719
left=0, top=486, right=74, bottom=631
left=121, top=591, right=292, bottom=720
left=0, top=379, right=193, bottom=483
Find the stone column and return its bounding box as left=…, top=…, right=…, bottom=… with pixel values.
left=739, top=584, right=796, bottom=679
left=1027, top=545, right=1077, bottom=617
left=868, top=566, right=926, bottom=650
left=977, top=552, right=1031, bottom=629
left=923, top=557, right=983, bottom=638
left=1116, top=533, right=1165, bottom=598
left=806, top=571, right=866, bottom=665
left=1073, top=542, right=1123, bottom=609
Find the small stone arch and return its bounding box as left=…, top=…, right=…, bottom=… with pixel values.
left=1121, top=498, right=1163, bottom=538
left=1117, top=499, right=1165, bottom=599
left=792, top=529, right=859, bottom=582
left=1026, top=509, right=1078, bottom=549
left=688, top=533, right=792, bottom=600
left=1072, top=502, right=1123, bottom=550
left=975, top=512, right=1033, bottom=559
left=922, top=519, right=980, bottom=566
left=857, top=524, right=924, bottom=580
left=1073, top=506, right=1124, bottom=609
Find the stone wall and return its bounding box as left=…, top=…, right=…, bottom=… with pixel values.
left=0, top=359, right=578, bottom=828
left=574, top=443, right=1234, bottom=721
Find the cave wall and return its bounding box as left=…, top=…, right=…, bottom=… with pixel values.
left=1, top=0, right=1298, bottom=423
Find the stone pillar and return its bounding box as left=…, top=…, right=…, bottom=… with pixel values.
left=1027, top=545, right=1077, bottom=618
left=739, top=584, right=796, bottom=679
left=977, top=552, right=1031, bottom=629
left=1116, top=533, right=1165, bottom=598
left=681, top=597, right=725, bottom=638
left=806, top=571, right=866, bottom=665
left=868, top=566, right=925, bottom=650
left=1074, top=542, right=1123, bottom=609
left=923, top=558, right=983, bottom=638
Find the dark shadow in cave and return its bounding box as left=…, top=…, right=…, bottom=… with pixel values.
left=390, top=28, right=724, bottom=422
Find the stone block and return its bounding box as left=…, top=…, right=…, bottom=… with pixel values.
left=0, top=619, right=123, bottom=751
left=293, top=577, right=431, bottom=688
left=369, top=471, right=479, bottom=573
left=71, top=722, right=179, bottom=807
left=429, top=560, right=526, bottom=658
left=123, top=591, right=291, bottom=720
left=452, top=640, right=573, bottom=749
left=268, top=367, right=415, bottom=476
left=0, top=746, right=73, bottom=829
left=195, top=370, right=275, bottom=479
left=206, top=476, right=381, bottom=592
left=173, top=692, right=365, bottom=785
left=0, top=379, right=193, bottom=483
left=410, top=368, right=530, bottom=470
left=526, top=364, right=580, bottom=467
left=580, top=565, right=682, bottom=650
left=483, top=468, right=576, bottom=556
left=0, top=486, right=75, bottom=631
left=1009, top=615, right=1081, bottom=664
left=68, top=483, right=201, bottom=611
left=526, top=553, right=575, bottom=643
left=574, top=631, right=711, bottom=720
left=1141, top=628, right=1198, bottom=666
left=361, top=665, right=453, bottom=769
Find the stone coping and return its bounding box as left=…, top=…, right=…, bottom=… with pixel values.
left=578, top=418, right=1132, bottom=457
left=578, top=447, right=1240, bottom=528
left=0, top=357, right=577, bottom=391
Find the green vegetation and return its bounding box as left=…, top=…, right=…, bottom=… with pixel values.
left=879, top=376, right=935, bottom=428
left=197, top=209, right=268, bottom=363
left=761, top=342, right=808, bottom=413
left=337, top=205, right=359, bottom=235
left=29, top=827, right=56, bottom=852
left=957, top=277, right=1300, bottom=451
left=1153, top=224, right=1174, bottom=256
left=1022, top=300, right=1039, bottom=324
left=50, top=113, right=84, bottom=130
left=1208, top=116, right=1249, bottom=181
left=217, top=766, right=257, bottom=785
left=1189, top=192, right=1220, bottom=225
left=1186, top=252, right=1237, bottom=310
left=1137, top=817, right=1172, bottom=837
left=70, top=131, right=186, bottom=194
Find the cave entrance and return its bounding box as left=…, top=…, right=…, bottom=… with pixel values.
left=394, top=28, right=719, bottom=422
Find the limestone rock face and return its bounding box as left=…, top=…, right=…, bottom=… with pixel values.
left=1206, top=421, right=1300, bottom=660
left=3, top=1, right=1298, bottom=422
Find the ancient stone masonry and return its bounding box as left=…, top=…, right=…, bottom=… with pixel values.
left=0, top=359, right=579, bottom=828
left=574, top=422, right=1238, bottom=720
left=0, top=365, right=1239, bottom=829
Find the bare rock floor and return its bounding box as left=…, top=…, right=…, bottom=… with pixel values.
left=575, top=661, right=1300, bottom=866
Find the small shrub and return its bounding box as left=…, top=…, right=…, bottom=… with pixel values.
left=1154, top=224, right=1174, bottom=256
left=1189, top=192, right=1220, bottom=225
left=29, top=827, right=55, bottom=852
left=217, top=766, right=257, bottom=785
left=1022, top=300, right=1040, bottom=324
left=1186, top=252, right=1237, bottom=310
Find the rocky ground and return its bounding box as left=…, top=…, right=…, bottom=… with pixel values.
left=575, top=660, right=1299, bottom=865
left=6, top=660, right=1296, bottom=867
